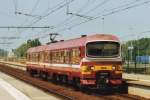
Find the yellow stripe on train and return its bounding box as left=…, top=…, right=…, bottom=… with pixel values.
left=94, top=66, right=112, bottom=71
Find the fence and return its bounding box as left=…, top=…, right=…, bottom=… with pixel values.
left=123, top=61, right=150, bottom=74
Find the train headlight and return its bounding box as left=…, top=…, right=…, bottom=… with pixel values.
left=91, top=66, right=94, bottom=70
left=112, top=65, right=116, bottom=70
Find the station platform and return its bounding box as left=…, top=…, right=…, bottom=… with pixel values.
left=0, top=75, right=30, bottom=100
left=123, top=73, right=150, bottom=86
left=0, top=71, right=60, bottom=100
left=0, top=61, right=26, bottom=70
left=123, top=73, right=150, bottom=98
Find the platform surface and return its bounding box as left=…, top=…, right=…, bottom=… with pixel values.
left=123, top=73, right=150, bottom=86
left=0, top=71, right=60, bottom=100
left=0, top=78, right=31, bottom=100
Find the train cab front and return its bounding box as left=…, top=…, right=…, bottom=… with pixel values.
left=80, top=40, right=124, bottom=89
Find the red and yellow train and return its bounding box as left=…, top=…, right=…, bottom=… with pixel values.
left=26, top=34, right=125, bottom=90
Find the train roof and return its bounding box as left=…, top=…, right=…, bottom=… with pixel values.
left=27, top=34, right=119, bottom=53
left=27, top=45, right=47, bottom=53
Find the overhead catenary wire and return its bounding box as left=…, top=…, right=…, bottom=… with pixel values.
left=102, top=0, right=141, bottom=12
left=0, top=26, right=51, bottom=28
left=15, top=0, right=75, bottom=43
left=20, top=0, right=66, bottom=27
left=2, top=1, right=74, bottom=50
left=55, top=0, right=150, bottom=33
left=55, top=0, right=111, bottom=29
left=16, top=0, right=41, bottom=17
left=30, top=0, right=40, bottom=14
left=15, top=0, right=68, bottom=39
left=55, top=0, right=92, bottom=28
left=120, top=30, right=150, bottom=41
left=13, top=0, right=18, bottom=14
left=19, top=0, right=41, bottom=26
left=41, top=0, right=67, bottom=16
left=0, top=36, right=20, bottom=39
left=32, top=0, right=144, bottom=40
left=15, top=11, right=42, bottom=18
left=16, top=0, right=41, bottom=18
left=17, top=0, right=74, bottom=36
left=26, top=0, right=75, bottom=27
left=31, top=0, right=93, bottom=40
left=54, top=0, right=141, bottom=31
left=8, top=0, right=150, bottom=46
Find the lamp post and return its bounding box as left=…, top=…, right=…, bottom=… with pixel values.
left=133, top=46, right=137, bottom=74
left=128, top=46, right=134, bottom=73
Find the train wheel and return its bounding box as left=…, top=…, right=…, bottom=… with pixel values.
left=52, top=73, right=58, bottom=83
left=118, top=81, right=128, bottom=93
left=28, top=69, right=34, bottom=77
left=58, top=75, right=68, bottom=84
left=97, top=84, right=108, bottom=94
left=73, top=78, right=86, bottom=91
left=44, top=73, right=48, bottom=80
left=39, top=71, right=48, bottom=80
left=72, top=78, right=78, bottom=89
left=58, top=75, right=63, bottom=83
left=47, top=73, right=52, bottom=82
left=62, top=75, right=68, bottom=83
left=43, top=73, right=48, bottom=80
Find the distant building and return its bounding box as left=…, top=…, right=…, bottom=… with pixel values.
left=136, top=56, right=150, bottom=64
left=8, top=51, right=15, bottom=58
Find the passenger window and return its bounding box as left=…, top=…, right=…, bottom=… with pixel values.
left=52, top=51, right=57, bottom=63
left=64, top=50, right=70, bottom=64
left=39, top=52, right=44, bottom=62
left=35, top=53, right=38, bottom=62
left=44, top=51, right=50, bottom=63
left=60, top=51, right=64, bottom=63
left=71, top=48, right=80, bottom=64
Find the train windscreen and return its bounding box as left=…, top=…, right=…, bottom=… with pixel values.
left=86, top=41, right=120, bottom=58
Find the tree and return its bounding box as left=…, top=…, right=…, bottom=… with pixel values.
left=14, top=38, right=41, bottom=57
left=122, top=37, right=150, bottom=61
left=33, top=38, right=41, bottom=46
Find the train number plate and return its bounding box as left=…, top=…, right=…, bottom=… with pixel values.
left=94, top=66, right=112, bottom=71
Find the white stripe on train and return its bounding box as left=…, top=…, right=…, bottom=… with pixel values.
left=27, top=62, right=80, bottom=68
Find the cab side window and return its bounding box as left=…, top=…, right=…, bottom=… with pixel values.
left=64, top=50, right=70, bottom=64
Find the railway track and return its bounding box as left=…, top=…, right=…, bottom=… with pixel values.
left=0, top=63, right=148, bottom=100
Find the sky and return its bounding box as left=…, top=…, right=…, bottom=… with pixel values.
left=0, top=0, right=150, bottom=51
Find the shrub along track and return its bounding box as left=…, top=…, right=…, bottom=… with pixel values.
left=0, top=63, right=148, bottom=100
